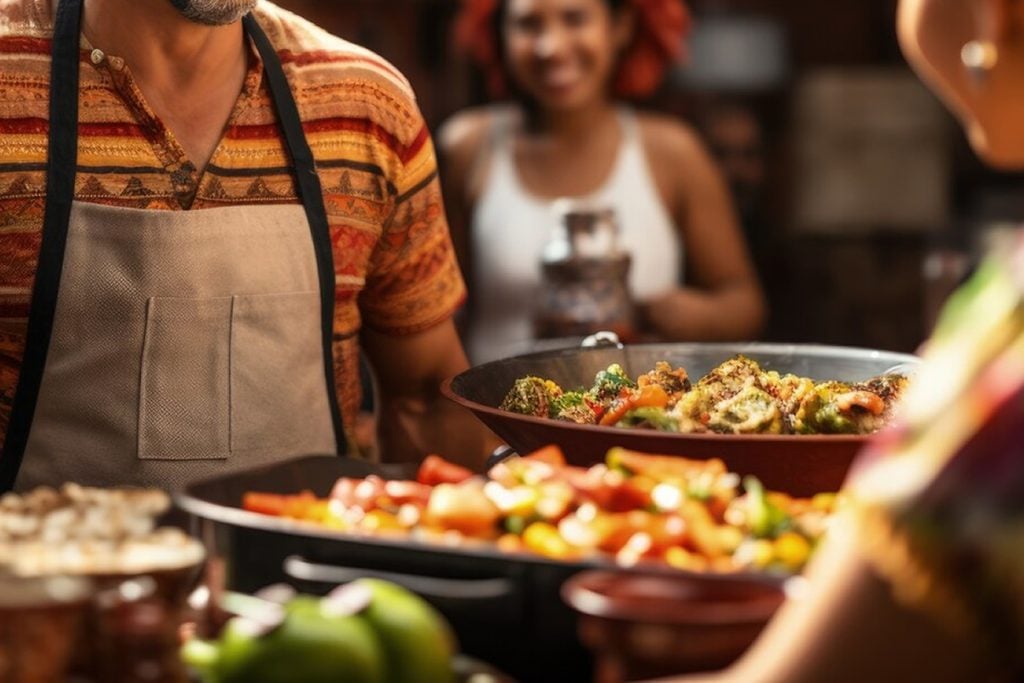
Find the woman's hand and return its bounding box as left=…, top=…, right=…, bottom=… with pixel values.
left=637, top=282, right=765, bottom=342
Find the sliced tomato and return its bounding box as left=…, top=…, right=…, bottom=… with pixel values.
left=417, top=454, right=474, bottom=486
left=606, top=447, right=726, bottom=480
left=383, top=480, right=433, bottom=507
left=242, top=492, right=289, bottom=516
left=522, top=445, right=566, bottom=467
left=604, top=475, right=655, bottom=512
left=281, top=490, right=320, bottom=520
left=584, top=397, right=606, bottom=421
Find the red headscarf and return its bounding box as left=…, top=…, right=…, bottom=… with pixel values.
left=454, top=0, right=692, bottom=99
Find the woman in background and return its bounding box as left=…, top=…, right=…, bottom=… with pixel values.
left=670, top=0, right=1024, bottom=680
left=440, top=0, right=765, bottom=363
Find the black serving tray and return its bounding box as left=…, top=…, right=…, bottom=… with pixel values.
left=177, top=455, right=784, bottom=682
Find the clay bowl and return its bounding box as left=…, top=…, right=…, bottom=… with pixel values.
left=0, top=573, right=95, bottom=683
left=443, top=342, right=918, bottom=496
left=70, top=551, right=207, bottom=681
left=562, top=569, right=787, bottom=681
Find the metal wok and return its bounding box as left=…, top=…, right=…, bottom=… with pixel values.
left=442, top=342, right=919, bottom=496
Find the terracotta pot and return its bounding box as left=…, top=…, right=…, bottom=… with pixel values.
left=562, top=570, right=786, bottom=682
left=69, top=560, right=205, bottom=683
left=0, top=573, right=94, bottom=683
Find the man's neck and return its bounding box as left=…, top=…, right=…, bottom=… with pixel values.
left=77, top=0, right=252, bottom=173
left=81, top=0, right=248, bottom=96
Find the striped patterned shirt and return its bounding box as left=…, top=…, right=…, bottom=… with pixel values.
left=0, top=0, right=466, bottom=446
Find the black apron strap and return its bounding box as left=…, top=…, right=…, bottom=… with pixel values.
left=0, top=4, right=347, bottom=491
left=0, top=0, right=84, bottom=491
left=243, top=14, right=347, bottom=458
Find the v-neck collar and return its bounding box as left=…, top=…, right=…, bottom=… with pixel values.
left=78, top=20, right=266, bottom=209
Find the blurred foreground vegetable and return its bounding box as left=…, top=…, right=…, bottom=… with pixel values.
left=183, top=579, right=456, bottom=683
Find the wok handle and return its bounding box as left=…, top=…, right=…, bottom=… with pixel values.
left=483, top=444, right=518, bottom=472
left=282, top=555, right=516, bottom=601
left=581, top=330, right=623, bottom=348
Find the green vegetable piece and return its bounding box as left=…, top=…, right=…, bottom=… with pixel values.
left=743, top=476, right=791, bottom=539
left=181, top=638, right=220, bottom=680
left=354, top=579, right=457, bottom=683
left=549, top=391, right=597, bottom=424
left=210, top=597, right=385, bottom=683
left=505, top=514, right=529, bottom=535
left=615, top=407, right=679, bottom=431
left=500, top=376, right=562, bottom=417
left=589, top=363, right=636, bottom=402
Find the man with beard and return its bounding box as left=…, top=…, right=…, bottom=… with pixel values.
left=0, top=0, right=490, bottom=491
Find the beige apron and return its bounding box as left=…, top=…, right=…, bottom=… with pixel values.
left=2, top=2, right=345, bottom=491
left=16, top=203, right=336, bottom=491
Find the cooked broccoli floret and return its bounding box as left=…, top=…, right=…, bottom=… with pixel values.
left=855, top=374, right=908, bottom=405
left=677, top=356, right=765, bottom=425
left=793, top=381, right=856, bottom=434
left=588, top=363, right=636, bottom=403
left=707, top=383, right=783, bottom=434
left=500, top=376, right=563, bottom=417
left=549, top=391, right=597, bottom=424
left=795, top=375, right=907, bottom=435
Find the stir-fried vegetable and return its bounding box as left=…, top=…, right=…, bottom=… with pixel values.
left=590, top=363, right=636, bottom=403
left=616, top=407, right=679, bottom=431
left=549, top=391, right=598, bottom=424
left=499, top=376, right=563, bottom=417
left=243, top=446, right=837, bottom=574
left=500, top=356, right=908, bottom=435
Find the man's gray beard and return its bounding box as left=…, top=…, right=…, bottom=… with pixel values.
left=167, top=0, right=258, bottom=26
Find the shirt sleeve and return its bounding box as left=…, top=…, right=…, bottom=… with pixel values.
left=359, top=108, right=466, bottom=336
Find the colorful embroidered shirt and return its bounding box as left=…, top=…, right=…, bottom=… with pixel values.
left=0, top=0, right=467, bottom=447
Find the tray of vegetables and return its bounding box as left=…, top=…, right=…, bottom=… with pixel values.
left=177, top=446, right=834, bottom=681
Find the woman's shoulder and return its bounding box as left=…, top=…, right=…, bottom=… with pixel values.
left=437, top=104, right=514, bottom=158
left=437, top=105, right=515, bottom=201
left=631, top=109, right=716, bottom=202
left=632, top=109, right=709, bottom=164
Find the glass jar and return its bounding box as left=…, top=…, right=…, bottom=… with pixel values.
left=534, top=201, right=636, bottom=341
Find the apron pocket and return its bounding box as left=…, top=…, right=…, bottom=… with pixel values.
left=138, top=296, right=232, bottom=460
left=229, top=291, right=328, bottom=454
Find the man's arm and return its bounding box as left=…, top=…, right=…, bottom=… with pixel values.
left=361, top=319, right=496, bottom=470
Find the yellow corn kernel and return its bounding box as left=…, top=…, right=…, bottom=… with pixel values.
left=811, top=492, right=838, bottom=511
left=665, top=546, right=709, bottom=572
left=734, top=538, right=775, bottom=569
left=522, top=522, right=575, bottom=559
left=360, top=509, right=404, bottom=533
left=774, top=531, right=812, bottom=571
left=496, top=533, right=524, bottom=553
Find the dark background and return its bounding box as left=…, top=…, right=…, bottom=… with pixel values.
left=275, top=0, right=1024, bottom=353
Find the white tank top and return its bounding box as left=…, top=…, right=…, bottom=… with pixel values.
left=467, top=107, right=683, bottom=364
